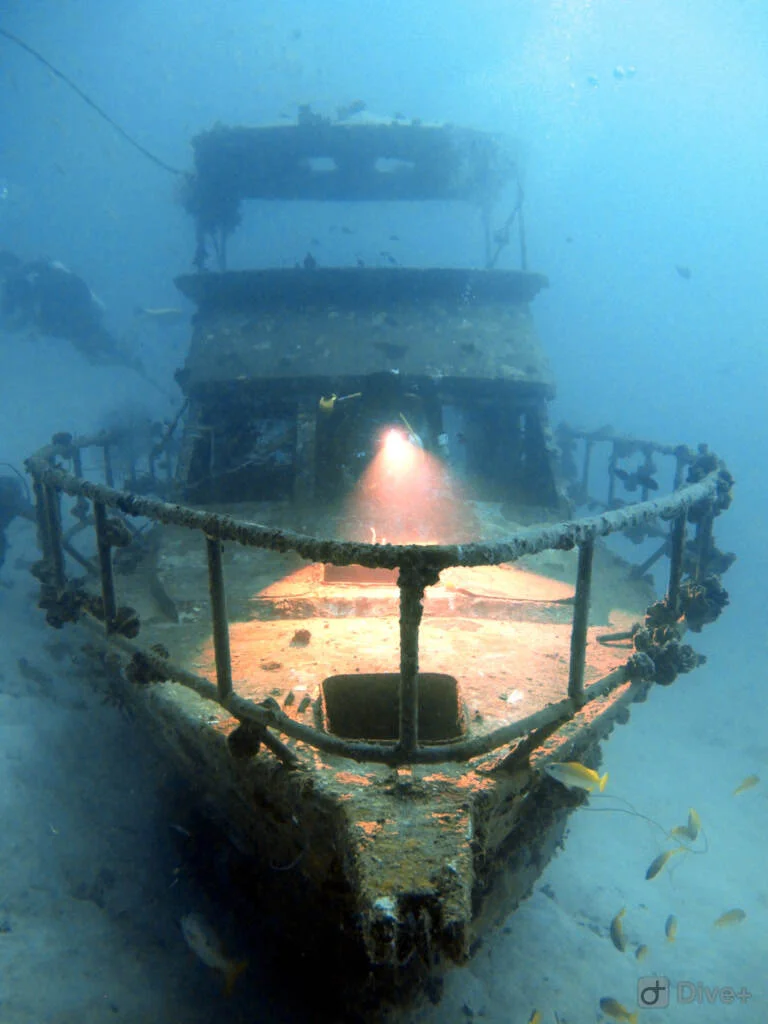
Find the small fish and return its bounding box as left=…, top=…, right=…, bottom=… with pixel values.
left=544, top=761, right=608, bottom=793
left=599, top=996, right=638, bottom=1023
left=714, top=908, right=746, bottom=928
left=134, top=305, right=185, bottom=326
left=675, top=264, right=692, bottom=280
left=645, top=847, right=684, bottom=881
left=610, top=907, right=627, bottom=952
left=635, top=944, right=649, bottom=962
left=670, top=807, right=701, bottom=843
left=527, top=1012, right=542, bottom=1024
left=733, top=774, right=759, bottom=796
left=665, top=914, right=678, bottom=942
left=180, top=912, right=247, bottom=995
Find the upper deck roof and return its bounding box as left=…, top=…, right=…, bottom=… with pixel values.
left=182, top=117, right=517, bottom=232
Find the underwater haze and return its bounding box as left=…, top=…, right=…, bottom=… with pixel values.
left=1, top=1, right=766, bottom=1022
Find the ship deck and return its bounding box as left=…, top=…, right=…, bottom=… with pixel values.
left=115, top=501, right=652, bottom=747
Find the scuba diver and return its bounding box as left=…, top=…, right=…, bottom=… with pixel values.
left=0, top=471, right=35, bottom=576
left=0, top=250, right=155, bottom=382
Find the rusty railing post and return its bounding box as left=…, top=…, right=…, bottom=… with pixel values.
left=42, top=482, right=66, bottom=591
left=102, top=442, right=115, bottom=489
left=205, top=535, right=233, bottom=701
left=607, top=441, right=618, bottom=508
left=666, top=512, right=687, bottom=616
left=568, top=540, right=594, bottom=704
left=396, top=565, right=438, bottom=757
left=580, top=440, right=593, bottom=504
left=93, top=500, right=117, bottom=631
left=32, top=474, right=52, bottom=569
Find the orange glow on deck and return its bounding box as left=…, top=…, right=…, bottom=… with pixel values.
left=343, top=426, right=479, bottom=544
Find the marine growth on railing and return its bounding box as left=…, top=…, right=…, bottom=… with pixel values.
left=25, top=428, right=734, bottom=767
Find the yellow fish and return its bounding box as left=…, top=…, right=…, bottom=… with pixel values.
left=665, top=914, right=678, bottom=942
left=544, top=761, right=608, bottom=793
left=180, top=912, right=247, bottom=995
left=599, top=996, right=638, bottom=1023
left=610, top=907, right=627, bottom=952
left=733, top=774, right=759, bottom=796
left=714, top=908, right=746, bottom=928
left=645, top=847, right=684, bottom=880
left=635, top=944, right=649, bottom=962
left=670, top=808, right=701, bottom=843
left=527, top=1012, right=542, bottom=1024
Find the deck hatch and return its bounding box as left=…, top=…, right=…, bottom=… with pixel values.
left=322, top=672, right=464, bottom=742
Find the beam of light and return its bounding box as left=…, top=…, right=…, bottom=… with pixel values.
left=342, top=425, right=479, bottom=545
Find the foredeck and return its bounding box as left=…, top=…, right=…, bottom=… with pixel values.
left=114, top=501, right=650, bottom=749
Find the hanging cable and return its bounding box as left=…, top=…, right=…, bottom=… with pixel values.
left=0, top=27, right=185, bottom=176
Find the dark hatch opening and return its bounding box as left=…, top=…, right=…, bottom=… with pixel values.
left=322, top=672, right=464, bottom=742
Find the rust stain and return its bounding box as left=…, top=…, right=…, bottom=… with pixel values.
left=334, top=772, right=374, bottom=786
left=356, top=820, right=384, bottom=838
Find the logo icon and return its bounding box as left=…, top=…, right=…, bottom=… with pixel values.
left=638, top=976, right=671, bottom=1008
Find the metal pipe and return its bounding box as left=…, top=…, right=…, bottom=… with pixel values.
left=42, top=483, right=66, bottom=591
left=93, top=499, right=117, bottom=630
left=607, top=441, right=618, bottom=508
left=32, top=474, right=52, bottom=568
left=666, top=512, right=687, bottom=616
left=25, top=457, right=726, bottom=572
left=580, top=441, right=594, bottom=504
left=89, top=623, right=632, bottom=766
left=103, top=444, right=114, bottom=488
left=568, top=540, right=594, bottom=704
left=205, top=535, right=233, bottom=701
left=397, top=566, right=429, bottom=756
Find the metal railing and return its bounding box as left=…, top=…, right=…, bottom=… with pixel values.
left=26, top=429, right=734, bottom=768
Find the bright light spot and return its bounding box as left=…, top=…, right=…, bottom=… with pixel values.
left=381, top=427, right=418, bottom=471
left=342, top=424, right=478, bottom=545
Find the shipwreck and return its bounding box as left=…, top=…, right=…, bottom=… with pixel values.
left=25, top=112, right=733, bottom=1015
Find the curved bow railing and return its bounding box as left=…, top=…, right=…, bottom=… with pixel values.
left=26, top=430, right=734, bottom=768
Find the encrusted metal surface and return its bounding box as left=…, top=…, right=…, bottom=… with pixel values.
left=174, top=268, right=552, bottom=390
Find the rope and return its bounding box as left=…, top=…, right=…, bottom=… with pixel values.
left=0, top=27, right=185, bottom=176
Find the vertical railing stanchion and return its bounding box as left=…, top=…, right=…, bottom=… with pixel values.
left=93, top=499, right=117, bottom=632
left=103, top=442, right=114, bottom=489
left=580, top=441, right=593, bottom=504
left=42, top=483, right=66, bottom=592
left=607, top=441, right=618, bottom=508
left=667, top=512, right=687, bottom=617
left=206, top=535, right=233, bottom=701
left=567, top=539, right=594, bottom=705
left=396, top=565, right=437, bottom=758
left=32, top=475, right=52, bottom=570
